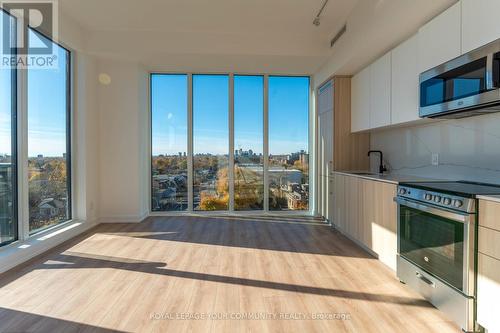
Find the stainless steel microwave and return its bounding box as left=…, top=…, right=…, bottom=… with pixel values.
left=419, top=38, right=500, bottom=119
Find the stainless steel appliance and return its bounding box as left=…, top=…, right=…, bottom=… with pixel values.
left=395, top=181, right=500, bottom=333
left=420, top=38, right=500, bottom=119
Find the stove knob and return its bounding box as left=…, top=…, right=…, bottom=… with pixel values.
left=453, top=200, right=463, bottom=208
left=399, top=188, right=407, bottom=195
left=433, top=195, right=442, bottom=203
left=443, top=198, right=452, bottom=205
left=425, top=193, right=432, bottom=201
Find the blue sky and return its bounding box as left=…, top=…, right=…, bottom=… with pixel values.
left=193, top=75, right=229, bottom=155
left=152, top=74, right=309, bottom=156
left=151, top=74, right=188, bottom=156
left=0, top=19, right=68, bottom=157
left=27, top=40, right=68, bottom=157
left=234, top=75, right=263, bottom=154
left=0, top=12, right=12, bottom=156
left=0, top=68, right=13, bottom=156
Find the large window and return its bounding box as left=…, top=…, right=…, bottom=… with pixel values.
left=0, top=11, right=17, bottom=246
left=234, top=75, right=264, bottom=210
left=268, top=76, right=309, bottom=211
left=150, top=74, right=310, bottom=213
left=193, top=75, right=229, bottom=211
left=27, top=31, right=71, bottom=233
left=151, top=74, right=188, bottom=211
left=0, top=19, right=72, bottom=247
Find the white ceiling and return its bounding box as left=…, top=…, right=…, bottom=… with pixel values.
left=61, top=0, right=355, bottom=39
left=60, top=0, right=358, bottom=73
left=59, top=0, right=455, bottom=75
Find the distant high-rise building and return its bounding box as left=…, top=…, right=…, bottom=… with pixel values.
left=183, top=152, right=186, bottom=157
left=235, top=150, right=239, bottom=156
left=37, top=154, right=43, bottom=159
left=249, top=149, right=253, bottom=156
left=179, top=152, right=182, bottom=157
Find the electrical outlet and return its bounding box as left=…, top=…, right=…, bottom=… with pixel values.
left=432, top=153, right=439, bottom=166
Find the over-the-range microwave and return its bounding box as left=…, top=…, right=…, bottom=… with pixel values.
left=420, top=38, right=500, bottom=119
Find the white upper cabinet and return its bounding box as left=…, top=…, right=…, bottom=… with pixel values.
left=391, top=34, right=419, bottom=125
left=351, top=66, right=371, bottom=132
left=462, top=0, right=500, bottom=53
left=370, top=52, right=392, bottom=129
left=418, top=2, right=462, bottom=73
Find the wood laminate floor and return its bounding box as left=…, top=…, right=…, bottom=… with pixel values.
left=0, top=216, right=460, bottom=333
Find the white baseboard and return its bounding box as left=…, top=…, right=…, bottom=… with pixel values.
left=0, top=219, right=98, bottom=275
left=98, top=211, right=149, bottom=224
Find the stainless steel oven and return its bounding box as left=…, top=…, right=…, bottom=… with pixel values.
left=420, top=37, right=500, bottom=119
left=395, top=185, right=477, bottom=333
left=396, top=197, right=476, bottom=295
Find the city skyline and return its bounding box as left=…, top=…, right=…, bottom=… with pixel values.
left=152, top=149, right=308, bottom=157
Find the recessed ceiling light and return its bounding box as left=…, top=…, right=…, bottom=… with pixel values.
left=99, top=73, right=111, bottom=85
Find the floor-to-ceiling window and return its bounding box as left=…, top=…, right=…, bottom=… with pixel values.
left=0, top=11, right=17, bottom=245
left=268, top=76, right=310, bottom=211
left=193, top=75, right=229, bottom=211
left=150, top=74, right=310, bottom=214
left=234, top=75, right=264, bottom=210
left=27, top=31, right=71, bottom=233
left=151, top=74, right=188, bottom=211
left=0, top=17, right=72, bottom=247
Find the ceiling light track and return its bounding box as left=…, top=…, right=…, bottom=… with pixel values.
left=313, top=0, right=329, bottom=26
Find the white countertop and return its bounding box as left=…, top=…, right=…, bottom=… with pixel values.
left=477, top=195, right=500, bottom=204
left=332, top=171, right=440, bottom=185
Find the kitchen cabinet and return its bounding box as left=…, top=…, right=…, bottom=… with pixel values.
left=391, top=34, right=420, bottom=125
left=417, top=2, right=461, bottom=73
left=333, top=174, right=346, bottom=231
left=333, top=174, right=397, bottom=270
left=351, top=67, right=370, bottom=132
left=351, top=52, right=391, bottom=132
left=370, top=52, right=392, bottom=129
left=317, top=77, right=370, bottom=223
left=477, top=199, right=500, bottom=333
left=462, top=0, right=500, bottom=54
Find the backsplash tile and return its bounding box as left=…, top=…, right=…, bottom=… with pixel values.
left=370, top=113, right=500, bottom=185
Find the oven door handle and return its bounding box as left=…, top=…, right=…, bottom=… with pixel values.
left=394, top=197, right=473, bottom=223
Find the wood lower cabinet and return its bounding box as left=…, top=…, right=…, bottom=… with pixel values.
left=477, top=200, right=500, bottom=332
left=333, top=174, right=397, bottom=270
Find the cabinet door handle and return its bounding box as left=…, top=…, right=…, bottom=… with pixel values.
left=416, top=272, right=435, bottom=288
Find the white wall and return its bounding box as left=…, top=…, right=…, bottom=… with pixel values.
left=73, top=52, right=100, bottom=223
left=57, top=9, right=101, bottom=225
left=370, top=114, right=500, bottom=185
left=97, top=58, right=149, bottom=222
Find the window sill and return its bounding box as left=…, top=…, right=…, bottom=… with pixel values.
left=0, top=219, right=97, bottom=274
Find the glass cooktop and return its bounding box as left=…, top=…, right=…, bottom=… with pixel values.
left=400, top=181, right=500, bottom=197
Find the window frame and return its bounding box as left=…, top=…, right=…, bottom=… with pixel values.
left=233, top=74, right=265, bottom=211
left=18, top=29, right=73, bottom=239
left=149, top=72, right=312, bottom=216
left=267, top=75, right=311, bottom=212
left=191, top=73, right=230, bottom=211
left=150, top=73, right=189, bottom=212
left=0, top=9, right=18, bottom=246
left=0, top=14, right=74, bottom=248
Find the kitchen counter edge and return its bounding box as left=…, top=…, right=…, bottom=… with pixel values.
left=332, top=171, right=439, bottom=185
